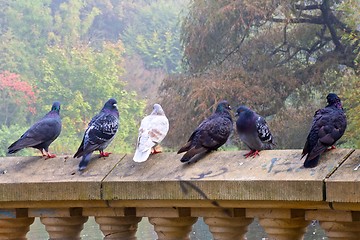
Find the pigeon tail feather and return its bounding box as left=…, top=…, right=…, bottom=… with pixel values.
left=7, top=147, right=20, bottom=154
left=180, top=147, right=207, bottom=163
left=133, top=149, right=152, bottom=162
left=78, top=153, right=92, bottom=171
left=8, top=138, right=43, bottom=154
left=304, top=155, right=320, bottom=168
left=177, top=142, right=192, bottom=154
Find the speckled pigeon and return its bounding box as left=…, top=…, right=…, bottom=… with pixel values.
left=235, top=105, right=275, bottom=158
left=74, top=98, right=119, bottom=171
left=133, top=104, right=169, bottom=163
left=301, top=93, right=347, bottom=168
left=177, top=100, right=233, bottom=163
left=8, top=101, right=62, bottom=158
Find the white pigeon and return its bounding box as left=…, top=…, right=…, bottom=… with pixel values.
left=133, top=104, right=169, bottom=162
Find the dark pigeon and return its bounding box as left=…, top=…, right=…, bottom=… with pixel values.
left=8, top=101, right=62, bottom=158
left=301, top=93, right=347, bottom=168
left=177, top=100, right=233, bottom=163
left=235, top=106, right=275, bottom=158
left=74, top=98, right=119, bottom=171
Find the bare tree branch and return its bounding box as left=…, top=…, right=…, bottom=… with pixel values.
left=320, top=0, right=343, bottom=50
left=271, top=17, right=324, bottom=24
left=294, top=4, right=321, bottom=11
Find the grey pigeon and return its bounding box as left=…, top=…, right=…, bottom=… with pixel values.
left=301, top=93, right=347, bottom=168
left=8, top=101, right=62, bottom=158
left=74, top=98, right=119, bottom=171
left=235, top=106, right=275, bottom=158
left=133, top=104, right=169, bottom=162
left=178, top=100, right=233, bottom=163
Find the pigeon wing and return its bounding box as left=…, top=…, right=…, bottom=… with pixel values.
left=80, top=114, right=118, bottom=156
left=255, top=115, right=274, bottom=144
left=307, top=108, right=347, bottom=161
left=138, top=115, right=169, bottom=151
left=8, top=117, right=61, bottom=153
left=73, top=112, right=101, bottom=158
left=301, top=109, right=324, bottom=159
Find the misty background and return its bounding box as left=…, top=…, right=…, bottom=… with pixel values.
left=0, top=0, right=359, bottom=157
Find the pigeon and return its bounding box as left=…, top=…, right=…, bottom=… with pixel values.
left=8, top=101, right=62, bottom=158
left=177, top=100, right=233, bottom=163
left=301, top=93, right=347, bottom=168
left=235, top=105, right=275, bottom=158
left=74, top=98, right=119, bottom=171
left=133, top=104, right=169, bottom=162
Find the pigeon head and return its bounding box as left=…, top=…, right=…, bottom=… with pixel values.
left=103, top=98, right=118, bottom=111
left=326, top=93, right=342, bottom=109
left=51, top=101, right=61, bottom=113
left=215, top=100, right=231, bottom=113
left=152, top=103, right=165, bottom=115
left=235, top=105, right=251, bottom=117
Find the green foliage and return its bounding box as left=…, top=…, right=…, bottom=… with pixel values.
left=338, top=71, right=360, bottom=148
left=0, top=124, right=34, bottom=157
left=0, top=0, right=52, bottom=78
left=122, top=0, right=186, bottom=73
left=338, top=0, right=360, bottom=69
left=0, top=0, right=149, bottom=157
left=50, top=0, right=101, bottom=46
left=334, top=1, right=360, bottom=148
left=38, top=42, right=145, bottom=154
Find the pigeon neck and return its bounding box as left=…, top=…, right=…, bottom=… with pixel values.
left=217, top=109, right=232, bottom=122
left=326, top=101, right=342, bottom=110
left=152, top=110, right=164, bottom=116
left=102, top=108, right=119, bottom=118
left=47, top=110, right=60, bottom=116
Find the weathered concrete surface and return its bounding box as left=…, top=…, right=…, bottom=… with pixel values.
left=0, top=154, right=126, bottom=201
left=326, top=149, right=360, bottom=203
left=102, top=149, right=353, bottom=202
left=0, top=149, right=356, bottom=205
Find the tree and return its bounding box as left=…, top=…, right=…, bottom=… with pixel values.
left=121, top=0, right=187, bottom=73
left=0, top=0, right=53, bottom=80
left=38, top=42, right=145, bottom=154
left=0, top=0, right=146, bottom=154
left=159, top=0, right=359, bottom=149
left=336, top=0, right=360, bottom=148
left=0, top=71, right=36, bottom=126
left=0, top=124, right=33, bottom=157
left=181, top=0, right=358, bottom=73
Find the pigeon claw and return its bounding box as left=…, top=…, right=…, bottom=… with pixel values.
left=151, top=145, right=163, bottom=155
left=99, top=151, right=111, bottom=157
left=39, top=149, right=47, bottom=157
left=45, top=153, right=56, bottom=159
left=325, top=145, right=336, bottom=152
left=244, top=150, right=260, bottom=158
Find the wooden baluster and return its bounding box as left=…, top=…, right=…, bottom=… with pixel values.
left=247, top=209, right=309, bottom=240
left=0, top=217, right=34, bottom=240
left=307, top=209, right=360, bottom=240
left=320, top=221, right=360, bottom=239
left=95, top=216, right=141, bottom=240
left=193, top=208, right=253, bottom=240
left=204, top=217, right=253, bottom=240
left=40, top=216, right=88, bottom=240
left=148, top=217, right=197, bottom=240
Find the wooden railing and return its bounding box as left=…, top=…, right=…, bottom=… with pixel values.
left=0, top=149, right=360, bottom=239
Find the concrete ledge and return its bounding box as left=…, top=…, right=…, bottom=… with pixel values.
left=326, top=149, right=360, bottom=203
left=0, top=149, right=357, bottom=205
left=102, top=149, right=353, bottom=202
